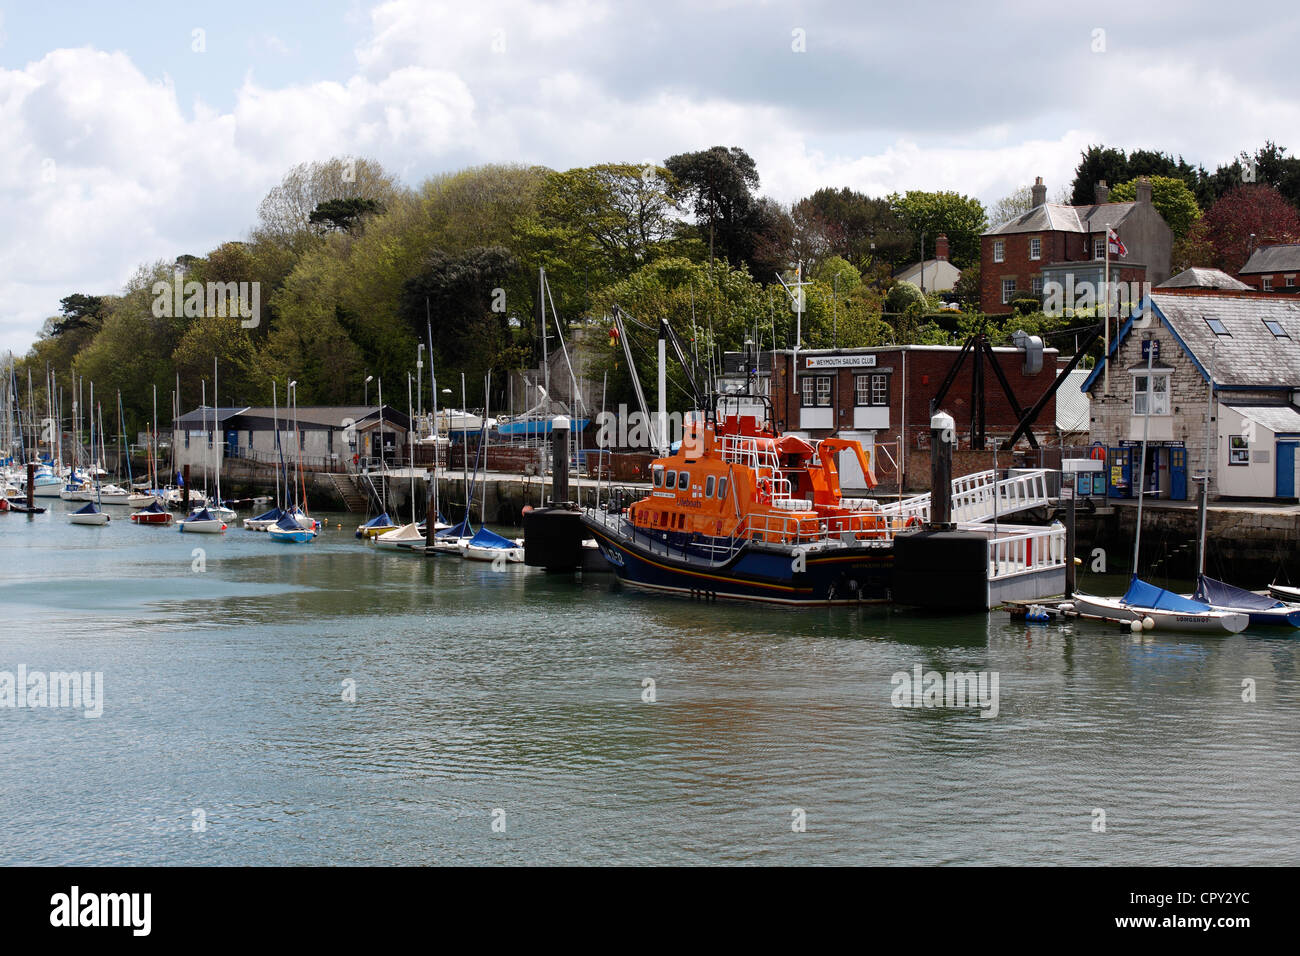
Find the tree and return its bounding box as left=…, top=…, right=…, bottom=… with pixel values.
left=1108, top=176, right=1201, bottom=240
left=255, top=157, right=403, bottom=250
left=1199, top=184, right=1300, bottom=274
left=885, top=280, right=926, bottom=314
left=400, top=246, right=519, bottom=379
left=308, top=197, right=387, bottom=235
left=791, top=187, right=913, bottom=270
left=1069, top=145, right=1208, bottom=207
left=988, top=186, right=1034, bottom=228
left=49, top=294, right=109, bottom=337
left=888, top=191, right=987, bottom=269
left=663, top=146, right=760, bottom=266
left=952, top=263, right=981, bottom=311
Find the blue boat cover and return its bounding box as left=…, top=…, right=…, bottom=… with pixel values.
left=273, top=514, right=306, bottom=532
left=467, top=527, right=516, bottom=550
left=1194, top=575, right=1283, bottom=611
left=436, top=518, right=471, bottom=539
left=139, top=500, right=167, bottom=514
left=72, top=502, right=100, bottom=515
left=1123, top=577, right=1213, bottom=613
left=252, top=506, right=285, bottom=522
left=360, top=512, right=392, bottom=528
left=185, top=507, right=215, bottom=522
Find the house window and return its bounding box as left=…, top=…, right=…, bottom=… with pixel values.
left=1204, top=317, right=1230, bottom=336
left=1094, top=237, right=1105, bottom=259
left=705, top=475, right=715, bottom=497
left=247, top=429, right=253, bottom=449
left=854, top=373, right=888, bottom=406
left=1133, top=371, right=1170, bottom=416
left=1001, top=278, right=1017, bottom=304
left=993, top=240, right=1005, bottom=263
left=1029, top=237, right=1041, bottom=260
left=1229, top=435, right=1250, bottom=466
left=184, top=432, right=190, bottom=449
left=1287, top=276, right=1296, bottom=287
left=327, top=430, right=334, bottom=453
left=1031, top=276, right=1044, bottom=296
left=1264, top=319, right=1289, bottom=338
left=801, top=376, right=832, bottom=407
left=299, top=430, right=306, bottom=450
left=1263, top=276, right=1274, bottom=291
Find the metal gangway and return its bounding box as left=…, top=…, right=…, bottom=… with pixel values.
left=876, top=468, right=1053, bottom=526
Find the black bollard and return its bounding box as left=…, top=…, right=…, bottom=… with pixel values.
left=930, top=411, right=955, bottom=530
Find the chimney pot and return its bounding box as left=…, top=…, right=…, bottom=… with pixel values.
left=1094, top=180, right=1110, bottom=204
left=935, top=234, right=949, bottom=261
left=1031, top=177, right=1047, bottom=207
left=1136, top=177, right=1153, bottom=205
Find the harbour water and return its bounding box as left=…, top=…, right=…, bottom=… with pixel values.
left=2, top=500, right=1298, bottom=865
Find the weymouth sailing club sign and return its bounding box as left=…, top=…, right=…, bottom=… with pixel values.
left=805, top=355, right=877, bottom=369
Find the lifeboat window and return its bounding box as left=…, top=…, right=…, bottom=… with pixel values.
left=652, top=466, right=664, bottom=488
left=717, top=477, right=727, bottom=500
left=678, top=470, right=690, bottom=491
left=705, top=475, right=716, bottom=497
left=664, top=470, right=676, bottom=490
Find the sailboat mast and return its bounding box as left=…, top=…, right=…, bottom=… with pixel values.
left=408, top=373, right=416, bottom=525
left=272, top=381, right=280, bottom=510
left=1131, top=341, right=1155, bottom=578
left=214, top=357, right=221, bottom=508
left=1199, top=344, right=1217, bottom=576
left=461, top=372, right=469, bottom=523
left=481, top=372, right=491, bottom=527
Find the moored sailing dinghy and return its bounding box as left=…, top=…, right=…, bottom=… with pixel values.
left=374, top=521, right=426, bottom=551
left=1268, top=582, right=1300, bottom=603
left=178, top=506, right=226, bottom=534
left=461, top=526, right=525, bottom=563
left=129, top=499, right=174, bottom=525
left=68, top=501, right=110, bottom=525
left=244, top=506, right=286, bottom=531
left=355, top=511, right=397, bottom=539
left=267, top=512, right=317, bottom=543
left=1193, top=575, right=1300, bottom=628
left=1072, top=578, right=1249, bottom=634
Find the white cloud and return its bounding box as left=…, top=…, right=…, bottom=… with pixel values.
left=1, top=0, right=1296, bottom=355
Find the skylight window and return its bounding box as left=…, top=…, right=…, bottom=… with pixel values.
left=1204, top=317, right=1230, bottom=336
left=1264, top=319, right=1289, bottom=338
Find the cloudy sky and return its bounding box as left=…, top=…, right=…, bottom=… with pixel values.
left=2, top=0, right=1297, bottom=353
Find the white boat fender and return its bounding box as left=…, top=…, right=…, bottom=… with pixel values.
left=1130, top=620, right=1143, bottom=633
left=1143, top=616, right=1155, bottom=631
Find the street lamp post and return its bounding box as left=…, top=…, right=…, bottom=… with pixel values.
left=364, top=374, right=374, bottom=407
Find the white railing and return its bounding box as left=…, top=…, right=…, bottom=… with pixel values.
left=721, top=435, right=780, bottom=473
left=987, top=523, right=1066, bottom=580
left=875, top=468, right=1052, bottom=525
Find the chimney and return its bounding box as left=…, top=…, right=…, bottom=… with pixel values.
left=1031, top=176, right=1047, bottom=207
left=935, top=234, right=949, bottom=261
left=1094, top=180, right=1109, bottom=204
left=1136, top=177, right=1153, bottom=205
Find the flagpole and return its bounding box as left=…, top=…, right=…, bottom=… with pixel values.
left=1103, top=221, right=1111, bottom=396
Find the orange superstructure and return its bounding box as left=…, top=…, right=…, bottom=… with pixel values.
left=626, top=412, right=910, bottom=547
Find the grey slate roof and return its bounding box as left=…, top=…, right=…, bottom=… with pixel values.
left=1239, top=243, right=1300, bottom=274
left=1151, top=292, right=1300, bottom=387
left=1223, top=403, right=1300, bottom=434
left=1156, top=267, right=1250, bottom=290
left=175, top=406, right=249, bottom=426
left=984, top=201, right=1137, bottom=236
left=177, top=405, right=410, bottom=429
left=1056, top=368, right=1090, bottom=432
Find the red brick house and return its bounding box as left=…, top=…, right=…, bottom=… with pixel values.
left=765, top=344, right=1059, bottom=490
left=980, top=177, right=1173, bottom=315
left=1238, top=242, right=1300, bottom=294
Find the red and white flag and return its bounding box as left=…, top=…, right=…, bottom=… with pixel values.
left=1107, top=228, right=1128, bottom=257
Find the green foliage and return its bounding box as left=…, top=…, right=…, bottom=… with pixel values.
left=664, top=146, right=760, bottom=267
left=884, top=280, right=925, bottom=313
left=888, top=190, right=987, bottom=269
left=308, top=197, right=387, bottom=235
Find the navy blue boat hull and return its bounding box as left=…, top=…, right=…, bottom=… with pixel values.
left=583, top=516, right=893, bottom=605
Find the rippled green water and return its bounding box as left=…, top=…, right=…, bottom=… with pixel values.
left=1, top=500, right=1297, bottom=865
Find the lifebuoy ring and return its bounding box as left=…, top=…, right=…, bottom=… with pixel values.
left=758, top=477, right=772, bottom=502
left=1090, top=444, right=1106, bottom=461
